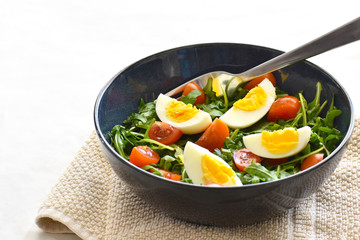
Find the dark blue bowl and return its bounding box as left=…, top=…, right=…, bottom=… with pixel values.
left=94, top=43, right=354, bottom=226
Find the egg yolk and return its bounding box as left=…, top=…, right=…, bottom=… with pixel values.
left=212, top=76, right=225, bottom=97
left=261, top=128, right=299, bottom=154
left=166, top=99, right=199, bottom=123
left=201, top=154, right=237, bottom=185
left=233, top=86, right=267, bottom=111
left=212, top=75, right=240, bottom=97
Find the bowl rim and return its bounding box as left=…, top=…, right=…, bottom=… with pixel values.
left=94, top=42, right=355, bottom=190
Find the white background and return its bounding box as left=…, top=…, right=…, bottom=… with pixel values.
left=1, top=1, right=359, bottom=239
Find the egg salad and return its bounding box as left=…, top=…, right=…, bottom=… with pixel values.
left=109, top=75, right=343, bottom=186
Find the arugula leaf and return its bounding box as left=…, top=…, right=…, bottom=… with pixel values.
left=309, top=95, right=343, bottom=155
left=108, top=125, right=144, bottom=159
left=202, top=77, right=216, bottom=104
left=324, top=104, right=342, bottom=128
left=142, top=165, right=165, bottom=177
left=181, top=169, right=193, bottom=183
left=181, top=90, right=202, bottom=105
left=244, top=163, right=278, bottom=181
left=275, top=87, right=289, bottom=98
left=123, top=99, right=157, bottom=130
left=222, top=129, right=245, bottom=153
left=198, top=103, right=225, bottom=118
left=278, top=164, right=299, bottom=178
left=298, top=92, right=308, bottom=127
left=237, top=172, right=261, bottom=184
left=158, top=155, right=177, bottom=171
left=307, top=81, right=323, bottom=120
left=197, top=77, right=227, bottom=118
left=138, top=138, right=175, bottom=151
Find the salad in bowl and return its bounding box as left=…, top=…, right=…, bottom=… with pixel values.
left=108, top=73, right=342, bottom=187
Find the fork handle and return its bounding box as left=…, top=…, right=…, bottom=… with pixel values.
left=238, top=16, right=360, bottom=80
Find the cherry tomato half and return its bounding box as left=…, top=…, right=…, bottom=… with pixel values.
left=267, top=96, right=301, bottom=122
left=182, top=82, right=206, bottom=105
left=150, top=168, right=182, bottom=181
left=243, top=72, right=276, bottom=90
left=129, top=146, right=160, bottom=168
left=301, top=153, right=324, bottom=171
left=233, top=149, right=262, bottom=172
left=195, top=118, right=229, bottom=152
left=148, top=121, right=183, bottom=145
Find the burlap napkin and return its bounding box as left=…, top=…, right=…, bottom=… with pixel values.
left=36, top=119, right=360, bottom=240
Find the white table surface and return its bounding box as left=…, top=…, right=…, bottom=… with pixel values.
left=1, top=1, right=359, bottom=239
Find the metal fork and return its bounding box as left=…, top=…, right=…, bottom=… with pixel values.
left=166, top=16, right=360, bottom=98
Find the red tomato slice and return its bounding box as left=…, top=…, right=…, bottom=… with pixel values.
left=150, top=168, right=182, bottom=181
left=182, top=82, right=206, bottom=105
left=267, top=96, right=301, bottom=122
left=195, top=118, right=229, bottom=152
left=148, top=121, right=183, bottom=145
left=233, top=149, right=262, bottom=172
left=301, top=153, right=324, bottom=171
left=243, top=73, right=276, bottom=90
left=129, top=146, right=160, bottom=168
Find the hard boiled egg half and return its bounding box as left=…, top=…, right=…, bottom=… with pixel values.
left=220, top=78, right=276, bottom=129
left=184, top=141, right=242, bottom=186
left=212, top=73, right=241, bottom=97
left=155, top=93, right=212, bottom=135
left=243, top=126, right=312, bottom=159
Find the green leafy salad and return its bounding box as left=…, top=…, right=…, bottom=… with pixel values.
left=108, top=73, right=342, bottom=186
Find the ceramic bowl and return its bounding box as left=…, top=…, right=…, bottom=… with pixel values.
left=94, top=43, right=354, bottom=226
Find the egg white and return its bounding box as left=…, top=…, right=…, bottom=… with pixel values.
left=243, top=126, right=312, bottom=159
left=212, top=73, right=240, bottom=97
left=219, top=78, right=276, bottom=129
left=155, top=94, right=212, bottom=135
left=183, top=141, right=242, bottom=186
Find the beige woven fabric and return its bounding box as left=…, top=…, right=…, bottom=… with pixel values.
left=36, top=119, right=360, bottom=240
